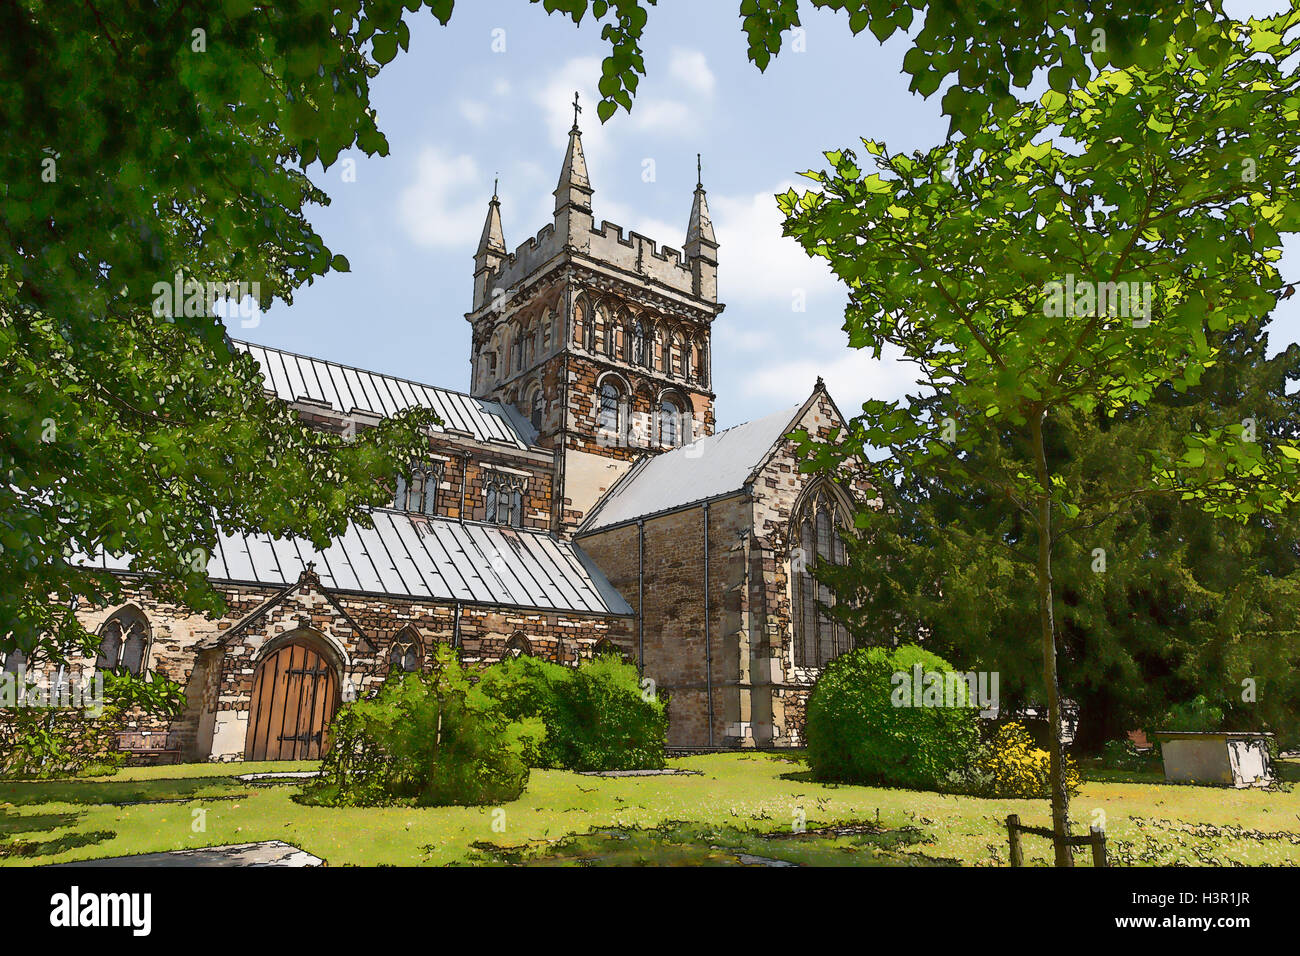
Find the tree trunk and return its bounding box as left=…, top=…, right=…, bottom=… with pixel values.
left=1030, top=410, right=1073, bottom=867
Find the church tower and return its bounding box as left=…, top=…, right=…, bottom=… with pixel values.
left=466, top=96, right=724, bottom=532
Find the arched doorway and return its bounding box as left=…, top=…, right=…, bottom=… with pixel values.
left=244, top=634, right=340, bottom=761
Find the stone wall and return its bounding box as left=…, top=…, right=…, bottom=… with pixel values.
left=577, top=494, right=750, bottom=749
left=62, top=577, right=632, bottom=762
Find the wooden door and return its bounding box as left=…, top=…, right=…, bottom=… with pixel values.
left=244, top=640, right=338, bottom=761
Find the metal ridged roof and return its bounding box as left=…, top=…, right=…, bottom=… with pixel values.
left=86, top=512, right=633, bottom=617
left=231, top=340, right=533, bottom=449
left=579, top=403, right=803, bottom=533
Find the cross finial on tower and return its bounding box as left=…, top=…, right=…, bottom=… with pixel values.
left=493, top=173, right=499, bottom=199
left=697, top=153, right=702, bottom=188
left=572, top=90, right=582, bottom=130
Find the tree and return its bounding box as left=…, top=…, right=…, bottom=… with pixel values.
left=818, top=317, right=1300, bottom=750
left=0, top=0, right=1220, bottom=679
left=780, top=7, right=1300, bottom=864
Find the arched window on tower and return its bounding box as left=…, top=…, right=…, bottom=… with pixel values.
left=583, top=303, right=597, bottom=352
left=658, top=397, right=682, bottom=447
left=792, top=486, right=850, bottom=669
left=96, top=606, right=150, bottom=676
left=603, top=311, right=616, bottom=356
left=530, top=389, right=544, bottom=431
left=598, top=381, right=623, bottom=446
left=695, top=339, right=709, bottom=386
left=631, top=319, right=645, bottom=366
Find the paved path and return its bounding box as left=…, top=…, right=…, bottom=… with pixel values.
left=50, top=841, right=323, bottom=867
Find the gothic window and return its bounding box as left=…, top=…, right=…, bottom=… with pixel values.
left=792, top=486, right=850, bottom=669
left=1, top=649, right=27, bottom=677
left=530, top=388, right=544, bottom=431
left=659, top=397, right=682, bottom=447
left=393, top=461, right=444, bottom=515
left=603, top=312, right=616, bottom=356
left=694, top=340, right=709, bottom=386
left=630, top=319, right=645, bottom=366
left=96, top=606, right=150, bottom=676
left=584, top=304, right=598, bottom=352
left=598, top=381, right=623, bottom=446
left=512, top=330, right=524, bottom=371
left=389, top=627, right=423, bottom=673
left=485, top=473, right=527, bottom=527
left=504, top=631, right=533, bottom=659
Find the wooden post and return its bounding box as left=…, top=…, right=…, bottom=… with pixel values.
left=1007, top=814, right=1024, bottom=867
left=1090, top=825, right=1107, bottom=867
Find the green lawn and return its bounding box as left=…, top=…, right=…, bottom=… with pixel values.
left=2, top=754, right=1298, bottom=866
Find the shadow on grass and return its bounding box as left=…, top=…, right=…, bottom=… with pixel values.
left=0, top=776, right=250, bottom=808
left=465, top=820, right=959, bottom=867
left=0, top=829, right=116, bottom=860
left=0, top=806, right=81, bottom=838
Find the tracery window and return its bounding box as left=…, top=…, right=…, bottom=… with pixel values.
left=792, top=485, right=850, bottom=669
left=96, top=606, right=150, bottom=676
left=389, top=626, right=423, bottom=673
left=503, top=631, right=533, bottom=659
left=485, top=472, right=527, bottom=527
left=393, top=461, right=444, bottom=516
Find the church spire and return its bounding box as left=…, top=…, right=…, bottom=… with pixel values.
left=477, top=181, right=506, bottom=258
left=685, top=154, right=718, bottom=301
left=473, top=184, right=507, bottom=310
left=554, top=91, right=593, bottom=215
left=686, top=153, right=716, bottom=248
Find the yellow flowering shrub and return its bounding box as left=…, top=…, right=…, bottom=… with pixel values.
left=975, top=721, right=1082, bottom=799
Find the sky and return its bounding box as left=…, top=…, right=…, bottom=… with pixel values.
left=223, top=0, right=1300, bottom=431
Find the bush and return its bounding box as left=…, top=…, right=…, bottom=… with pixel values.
left=1161, top=694, right=1225, bottom=732
left=1101, top=738, right=1160, bottom=772
left=0, top=670, right=183, bottom=779
left=479, top=651, right=668, bottom=772
left=972, top=721, right=1082, bottom=799
left=305, top=646, right=543, bottom=807
left=805, top=645, right=980, bottom=790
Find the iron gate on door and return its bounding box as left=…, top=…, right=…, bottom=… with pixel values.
left=244, top=639, right=338, bottom=761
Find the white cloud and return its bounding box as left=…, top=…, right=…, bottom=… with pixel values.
left=667, top=48, right=716, bottom=98
left=710, top=180, right=844, bottom=310
left=459, top=99, right=489, bottom=127
left=492, top=78, right=511, bottom=97
left=397, top=147, right=487, bottom=248
left=715, top=325, right=775, bottom=352
left=742, top=348, right=922, bottom=414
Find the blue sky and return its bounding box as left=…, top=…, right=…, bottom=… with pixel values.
left=225, top=0, right=1300, bottom=430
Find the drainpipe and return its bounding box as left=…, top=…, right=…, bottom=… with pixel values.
left=452, top=601, right=462, bottom=661
left=458, top=452, right=469, bottom=523
left=703, top=500, right=714, bottom=748
left=637, top=518, right=645, bottom=673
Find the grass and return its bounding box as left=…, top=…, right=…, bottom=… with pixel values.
left=1, top=753, right=1298, bottom=866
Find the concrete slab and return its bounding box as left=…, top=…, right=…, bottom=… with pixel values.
left=235, top=771, right=322, bottom=783
left=50, top=841, right=323, bottom=867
